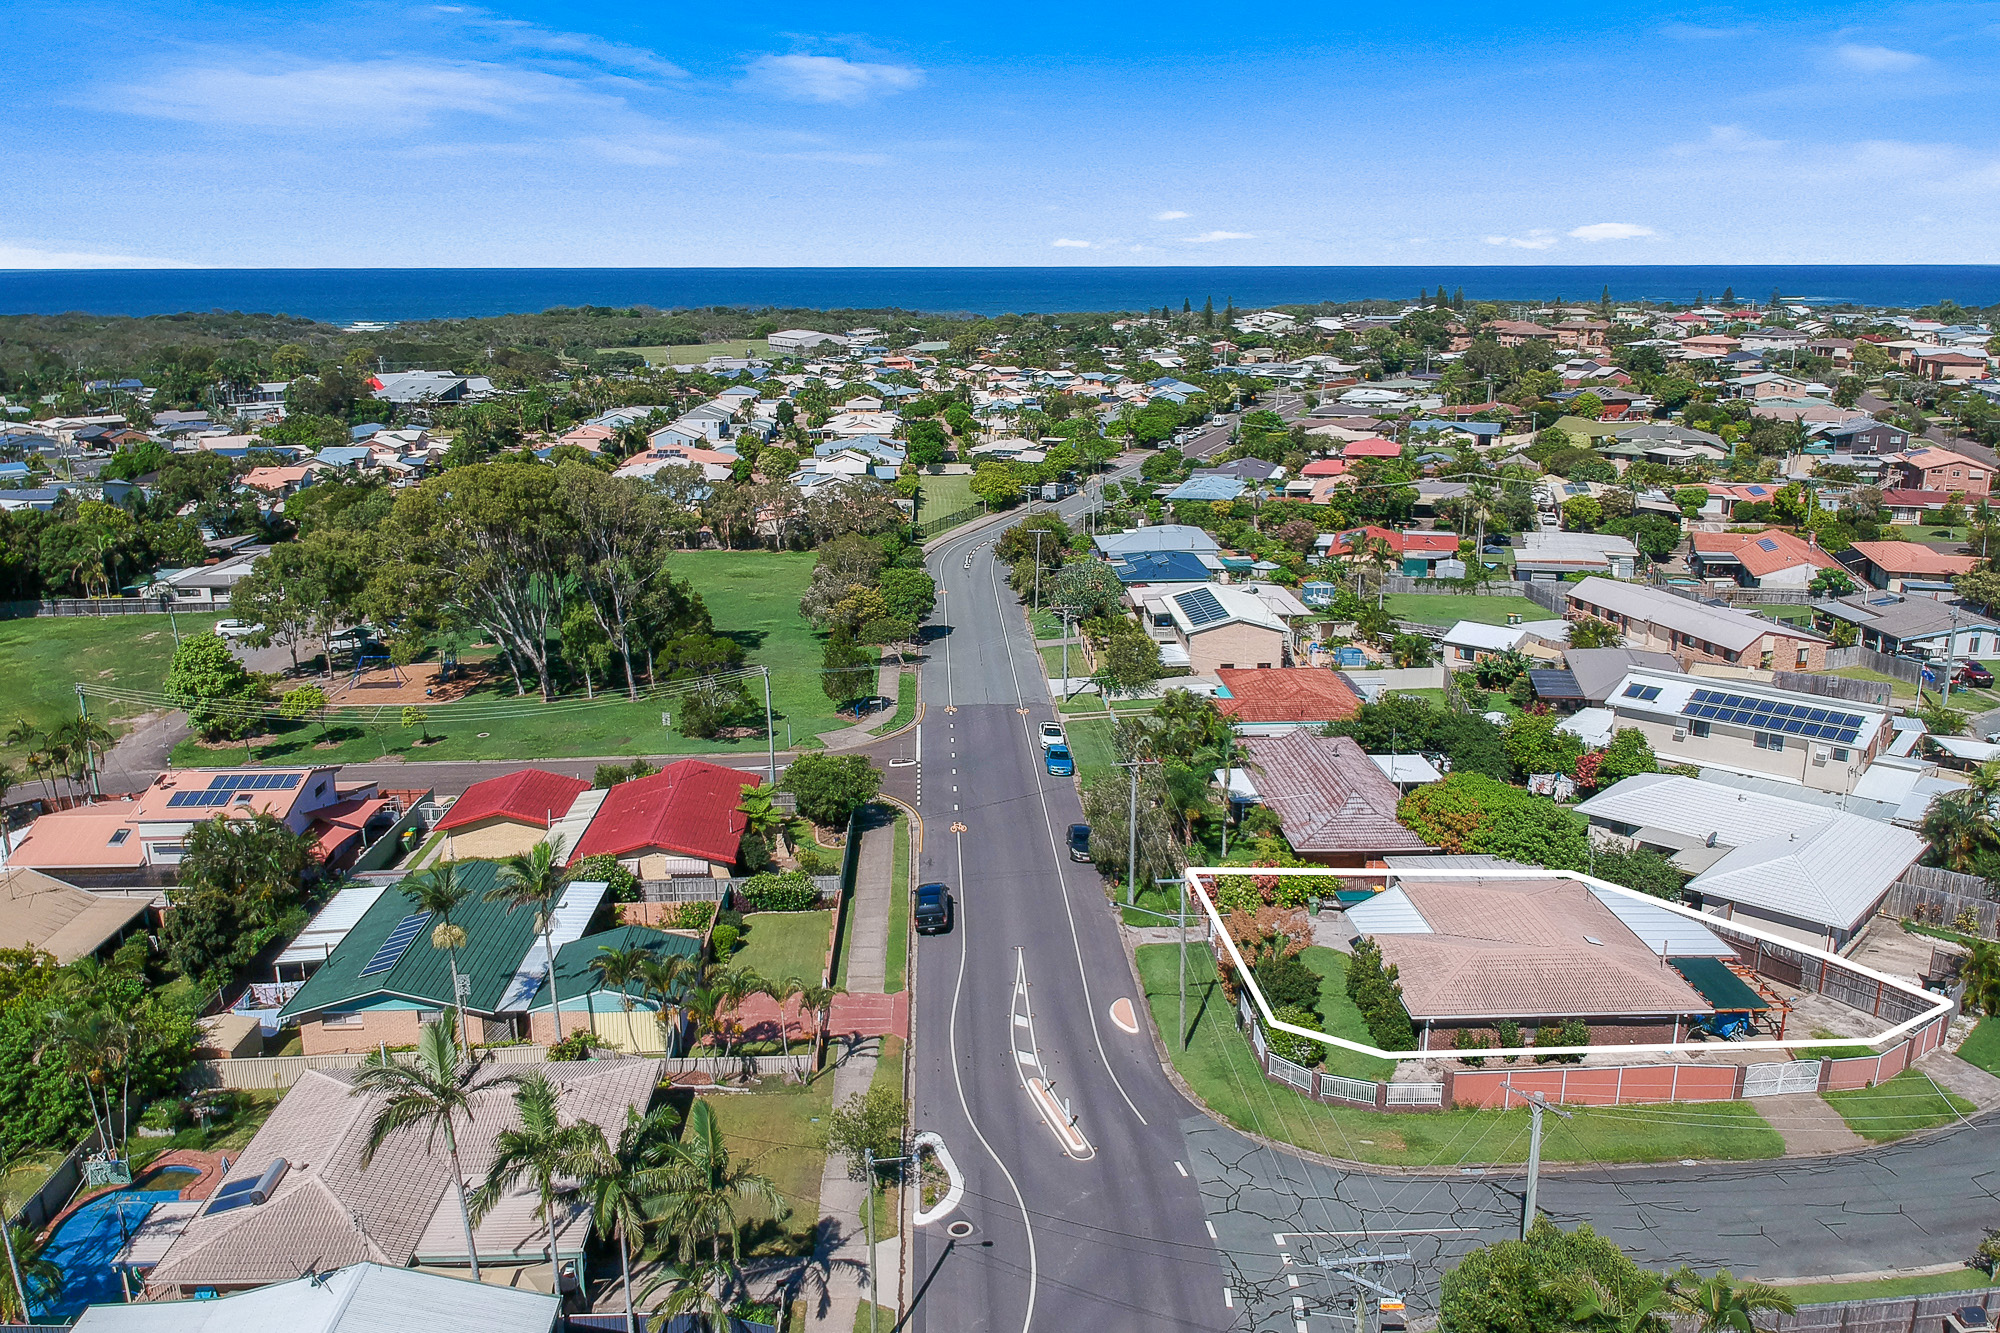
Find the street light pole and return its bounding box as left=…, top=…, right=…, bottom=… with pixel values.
left=1032, top=529, right=1047, bottom=615
left=1114, top=758, right=1159, bottom=904
left=863, top=1146, right=912, bottom=1333
left=761, top=666, right=776, bottom=786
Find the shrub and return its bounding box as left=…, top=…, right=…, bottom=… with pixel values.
left=1252, top=954, right=1323, bottom=1012
left=1493, top=1019, right=1522, bottom=1063
left=795, top=844, right=835, bottom=876
left=1533, top=1020, right=1565, bottom=1064
left=571, top=853, right=640, bottom=903
left=1265, top=1005, right=1325, bottom=1067
left=669, top=900, right=717, bottom=932
left=1345, top=937, right=1415, bottom=1050
left=710, top=923, right=740, bottom=958
left=1455, top=1028, right=1488, bottom=1067
left=740, top=871, right=821, bottom=913
left=548, top=1030, right=610, bottom=1061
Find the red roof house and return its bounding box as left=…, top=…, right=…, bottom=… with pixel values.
left=435, top=768, right=591, bottom=860
left=1301, top=458, right=1349, bottom=478
left=570, top=759, right=757, bottom=876
left=1216, top=668, right=1361, bottom=726
left=1339, top=437, right=1403, bottom=459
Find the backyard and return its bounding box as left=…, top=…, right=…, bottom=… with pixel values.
left=1382, top=593, right=1539, bottom=627
left=164, top=550, right=859, bottom=765
left=1135, top=943, right=1786, bottom=1167
left=692, top=1074, right=832, bottom=1247
left=729, top=910, right=834, bottom=989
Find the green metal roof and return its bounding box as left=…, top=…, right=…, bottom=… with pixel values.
left=528, top=926, right=702, bottom=1011
left=280, top=861, right=553, bottom=1021
left=1670, top=956, right=1769, bottom=1013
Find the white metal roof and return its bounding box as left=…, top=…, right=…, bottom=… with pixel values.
left=1604, top=668, right=1887, bottom=751
left=545, top=786, right=607, bottom=856
left=1689, top=813, right=1923, bottom=934
left=277, top=886, right=386, bottom=966
left=1345, top=886, right=1433, bottom=934
left=496, top=880, right=609, bottom=1013
left=1571, top=577, right=1826, bottom=652
left=1583, top=886, right=1736, bottom=957
left=1370, top=753, right=1443, bottom=785
left=73, top=1262, right=557, bottom=1333
left=1933, top=736, right=2000, bottom=762
left=1441, top=620, right=1527, bottom=651
left=1574, top=773, right=1839, bottom=848
left=1558, top=707, right=1618, bottom=748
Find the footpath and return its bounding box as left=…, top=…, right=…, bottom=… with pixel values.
left=806, top=804, right=904, bottom=1331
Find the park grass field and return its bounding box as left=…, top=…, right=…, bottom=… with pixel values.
left=914, top=471, right=978, bottom=521
left=167, top=550, right=863, bottom=765
left=0, top=611, right=222, bottom=736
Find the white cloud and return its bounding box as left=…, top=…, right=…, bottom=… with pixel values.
left=1183, top=230, right=1252, bottom=243
left=1672, top=124, right=1786, bottom=156
left=1568, top=222, right=1656, bottom=242
left=450, top=9, right=688, bottom=79
left=1482, top=231, right=1557, bottom=250
left=1154, top=210, right=1190, bottom=220
left=125, top=59, right=581, bottom=130
left=0, top=240, right=192, bottom=269
left=743, top=54, right=923, bottom=105
left=1051, top=238, right=1093, bottom=248
left=1832, top=43, right=1926, bottom=73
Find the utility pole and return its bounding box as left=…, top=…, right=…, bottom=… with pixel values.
left=1113, top=758, right=1159, bottom=904
left=864, top=1146, right=912, bottom=1333
left=1060, top=609, right=1072, bottom=699
left=1032, top=529, right=1047, bottom=614
left=1175, top=877, right=1189, bottom=1051
left=1502, top=1084, right=1572, bottom=1240
left=761, top=666, right=777, bottom=785
left=1311, top=1250, right=1411, bottom=1333
left=75, top=685, right=100, bottom=799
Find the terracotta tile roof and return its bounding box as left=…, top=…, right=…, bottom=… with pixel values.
left=1690, top=529, right=1841, bottom=578
left=1301, top=458, right=1348, bottom=477
left=436, top=768, right=590, bottom=832
left=1878, top=488, right=1952, bottom=507
left=1371, top=877, right=1714, bottom=1021
left=569, top=759, right=756, bottom=866
left=144, top=1060, right=660, bottom=1291
left=1216, top=668, right=1361, bottom=724
left=1339, top=437, right=1402, bottom=457
left=1845, top=541, right=1979, bottom=577
left=1240, top=732, right=1430, bottom=856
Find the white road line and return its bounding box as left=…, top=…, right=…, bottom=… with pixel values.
left=1287, top=1274, right=1299, bottom=1288
left=1222, top=1289, right=1233, bottom=1310
left=945, top=830, right=1038, bottom=1332
left=1204, top=1220, right=1217, bottom=1240
left=1174, top=1160, right=1188, bottom=1177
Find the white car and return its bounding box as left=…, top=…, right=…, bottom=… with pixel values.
left=1039, top=721, right=1065, bottom=749
left=214, top=620, right=262, bottom=640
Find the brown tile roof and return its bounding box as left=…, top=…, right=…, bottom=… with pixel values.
left=145, top=1058, right=660, bottom=1292
left=1689, top=529, right=1841, bottom=578
left=1371, top=877, right=1712, bottom=1021
left=1216, top=668, right=1361, bottom=725
left=1846, top=541, right=1979, bottom=577
left=1240, top=732, right=1430, bottom=856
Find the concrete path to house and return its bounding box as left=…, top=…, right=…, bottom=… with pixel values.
left=818, top=667, right=911, bottom=751
left=805, top=804, right=900, bottom=1332
left=1755, top=1092, right=1869, bottom=1155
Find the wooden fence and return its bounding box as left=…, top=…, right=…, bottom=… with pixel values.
left=1673, top=1288, right=1999, bottom=1333
left=6, top=1131, right=102, bottom=1232
left=1884, top=878, right=2000, bottom=940
left=1771, top=670, right=1897, bottom=706
left=1825, top=645, right=1926, bottom=685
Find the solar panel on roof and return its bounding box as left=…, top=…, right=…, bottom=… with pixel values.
left=1637, top=685, right=1661, bottom=701
left=1756, top=537, right=1778, bottom=552
left=1174, top=588, right=1229, bottom=627
left=167, top=790, right=198, bottom=807
left=358, top=911, right=433, bottom=978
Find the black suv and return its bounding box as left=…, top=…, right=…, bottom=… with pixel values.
left=914, top=882, right=955, bottom=935
left=1067, top=824, right=1092, bottom=862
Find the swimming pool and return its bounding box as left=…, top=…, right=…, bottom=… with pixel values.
left=37, top=1167, right=199, bottom=1320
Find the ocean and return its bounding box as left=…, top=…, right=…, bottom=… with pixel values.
left=2, top=265, right=1998, bottom=324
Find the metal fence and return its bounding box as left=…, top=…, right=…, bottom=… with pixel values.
left=1317, top=1074, right=1378, bottom=1106
left=1267, top=1052, right=1314, bottom=1092
left=916, top=504, right=984, bottom=539
left=1521, top=581, right=1569, bottom=615
left=6, top=1131, right=101, bottom=1232
left=639, top=875, right=840, bottom=903
left=1383, top=1082, right=1445, bottom=1107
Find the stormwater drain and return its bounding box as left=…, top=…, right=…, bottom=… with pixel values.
left=947, top=1220, right=975, bottom=1239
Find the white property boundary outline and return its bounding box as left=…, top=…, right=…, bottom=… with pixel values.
left=1184, top=866, right=1954, bottom=1062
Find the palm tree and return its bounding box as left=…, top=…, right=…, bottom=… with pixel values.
left=708, top=966, right=769, bottom=1062
left=0, top=759, right=17, bottom=855
left=1192, top=735, right=1247, bottom=856
left=1668, top=1267, right=1796, bottom=1333
left=490, top=835, right=574, bottom=1042
left=800, top=983, right=842, bottom=1072
left=572, top=1103, right=682, bottom=1333
left=638, top=953, right=702, bottom=1057
left=1961, top=940, right=2000, bottom=1017
left=646, top=1100, right=787, bottom=1266
left=0, top=1223, right=60, bottom=1323
left=1355, top=534, right=1399, bottom=609
left=1922, top=789, right=1996, bottom=874
left=470, top=1071, right=601, bottom=1298
left=637, top=1257, right=740, bottom=1333
left=592, top=945, right=653, bottom=1020
left=350, top=1020, right=518, bottom=1282
left=736, top=784, right=789, bottom=855
left=407, top=862, right=477, bottom=1043
left=50, top=715, right=113, bottom=798
left=1551, top=1271, right=1672, bottom=1333
left=768, top=974, right=809, bottom=1078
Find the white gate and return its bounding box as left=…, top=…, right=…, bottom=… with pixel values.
left=1742, top=1061, right=1821, bottom=1096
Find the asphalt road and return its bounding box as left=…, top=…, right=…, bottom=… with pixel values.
left=904, top=488, right=1231, bottom=1333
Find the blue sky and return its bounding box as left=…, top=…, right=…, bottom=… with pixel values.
left=4, top=0, right=1998, bottom=267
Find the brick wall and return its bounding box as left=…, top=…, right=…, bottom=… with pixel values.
left=299, top=1008, right=428, bottom=1055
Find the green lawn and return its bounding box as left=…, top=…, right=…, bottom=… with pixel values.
left=1774, top=1266, right=1998, bottom=1305
left=1382, top=594, right=1534, bottom=627
left=1821, top=1070, right=1974, bottom=1142
left=914, top=471, right=977, bottom=523
left=1030, top=609, right=1065, bottom=640
left=1059, top=693, right=1155, bottom=716
left=1297, top=947, right=1398, bottom=1082
left=695, top=1075, right=833, bottom=1240
left=869, top=672, right=917, bottom=736
left=729, top=910, right=833, bottom=988
left=167, top=550, right=862, bottom=765
left=0, top=611, right=222, bottom=738
left=1135, top=943, right=1784, bottom=1166
left=1958, top=1017, right=2000, bottom=1077
left=606, top=339, right=769, bottom=366
left=1041, top=643, right=1092, bottom=681
left=1064, top=717, right=1117, bottom=793
left=885, top=814, right=910, bottom=993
